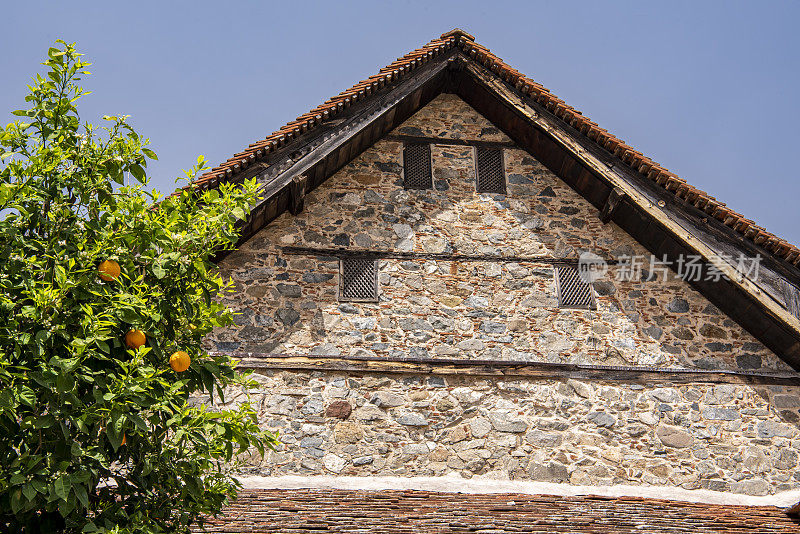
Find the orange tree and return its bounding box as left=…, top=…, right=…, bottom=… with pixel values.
left=0, top=41, right=276, bottom=533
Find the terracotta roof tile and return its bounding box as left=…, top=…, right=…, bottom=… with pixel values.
left=196, top=488, right=800, bottom=533
left=195, top=29, right=800, bottom=267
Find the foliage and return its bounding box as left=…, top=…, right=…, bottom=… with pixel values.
left=0, top=41, right=276, bottom=533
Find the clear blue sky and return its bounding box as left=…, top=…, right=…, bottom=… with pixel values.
left=2, top=1, right=799, bottom=245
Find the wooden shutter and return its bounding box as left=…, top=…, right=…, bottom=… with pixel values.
left=339, top=258, right=379, bottom=302
left=475, top=147, right=506, bottom=194
left=403, top=143, right=432, bottom=190
left=555, top=265, right=596, bottom=309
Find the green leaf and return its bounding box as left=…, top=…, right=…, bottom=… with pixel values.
left=129, top=163, right=146, bottom=183
left=53, top=475, right=69, bottom=501
left=30, top=478, right=46, bottom=494
left=117, top=306, right=140, bottom=324
left=111, top=410, right=126, bottom=433
left=0, top=389, right=14, bottom=410
left=106, top=426, right=123, bottom=451
left=57, top=372, right=75, bottom=393
left=22, top=483, right=38, bottom=501
left=10, top=489, right=22, bottom=514
left=18, top=385, right=36, bottom=407
left=33, top=414, right=55, bottom=429
left=73, top=483, right=88, bottom=508
left=152, top=262, right=166, bottom=279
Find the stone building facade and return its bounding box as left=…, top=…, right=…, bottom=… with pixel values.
left=207, top=94, right=800, bottom=496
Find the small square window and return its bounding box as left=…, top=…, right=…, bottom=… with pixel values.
left=555, top=265, right=596, bottom=309
left=339, top=257, right=379, bottom=302
left=475, top=147, right=506, bottom=194
left=403, top=143, right=432, bottom=190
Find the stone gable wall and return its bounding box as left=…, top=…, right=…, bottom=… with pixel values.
left=209, top=94, right=800, bottom=494
left=211, top=94, right=787, bottom=373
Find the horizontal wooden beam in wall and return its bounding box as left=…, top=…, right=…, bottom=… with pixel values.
left=279, top=246, right=620, bottom=265
left=384, top=134, right=517, bottom=150
left=218, top=353, right=800, bottom=386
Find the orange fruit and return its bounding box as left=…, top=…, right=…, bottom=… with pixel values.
left=169, top=350, right=191, bottom=372
left=121, top=434, right=127, bottom=446
left=125, top=329, right=146, bottom=349
left=98, top=259, right=121, bottom=281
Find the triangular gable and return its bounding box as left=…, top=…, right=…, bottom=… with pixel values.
left=197, top=29, right=800, bottom=369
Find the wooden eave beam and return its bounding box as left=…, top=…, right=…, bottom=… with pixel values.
left=288, top=174, right=308, bottom=215
left=600, top=186, right=625, bottom=224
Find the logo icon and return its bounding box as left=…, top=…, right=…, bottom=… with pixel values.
left=578, top=252, right=608, bottom=283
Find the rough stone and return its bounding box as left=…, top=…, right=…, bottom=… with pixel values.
left=300, top=397, right=324, bottom=416
left=757, top=420, right=794, bottom=439
left=736, top=353, right=762, bottom=369
left=470, top=418, right=492, bottom=438
left=699, top=324, right=726, bottom=339
left=702, top=408, right=740, bottom=421
left=276, top=308, right=301, bottom=326
left=334, top=422, right=363, bottom=444
left=668, top=298, right=690, bottom=313
left=323, top=453, right=346, bottom=473
left=370, top=392, right=405, bottom=408
left=396, top=412, right=428, bottom=426
left=276, top=283, right=302, bottom=298
left=525, top=429, right=562, bottom=448
left=656, top=425, right=693, bottom=448
left=489, top=414, right=528, bottom=433
left=567, top=379, right=592, bottom=399
left=586, top=411, right=616, bottom=428
left=730, top=479, right=770, bottom=496
left=528, top=461, right=569, bottom=482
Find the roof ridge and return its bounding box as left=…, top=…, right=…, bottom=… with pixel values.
left=193, top=30, right=800, bottom=267
left=440, top=28, right=476, bottom=41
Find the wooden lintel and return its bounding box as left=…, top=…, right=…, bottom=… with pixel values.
left=384, top=134, right=516, bottom=150
left=600, top=186, right=625, bottom=224
left=288, top=174, right=307, bottom=215
left=280, top=245, right=619, bottom=265
left=225, top=353, right=800, bottom=386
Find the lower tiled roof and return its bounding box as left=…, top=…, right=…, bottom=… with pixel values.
left=197, top=488, right=799, bottom=533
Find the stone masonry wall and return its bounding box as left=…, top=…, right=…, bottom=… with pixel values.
left=210, top=94, right=800, bottom=494
left=223, top=369, right=800, bottom=496
left=211, top=94, right=788, bottom=373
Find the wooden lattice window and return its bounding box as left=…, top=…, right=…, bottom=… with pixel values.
left=475, top=147, right=506, bottom=194
left=555, top=265, right=596, bottom=309
left=403, top=143, right=432, bottom=190
left=339, top=257, right=379, bottom=302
